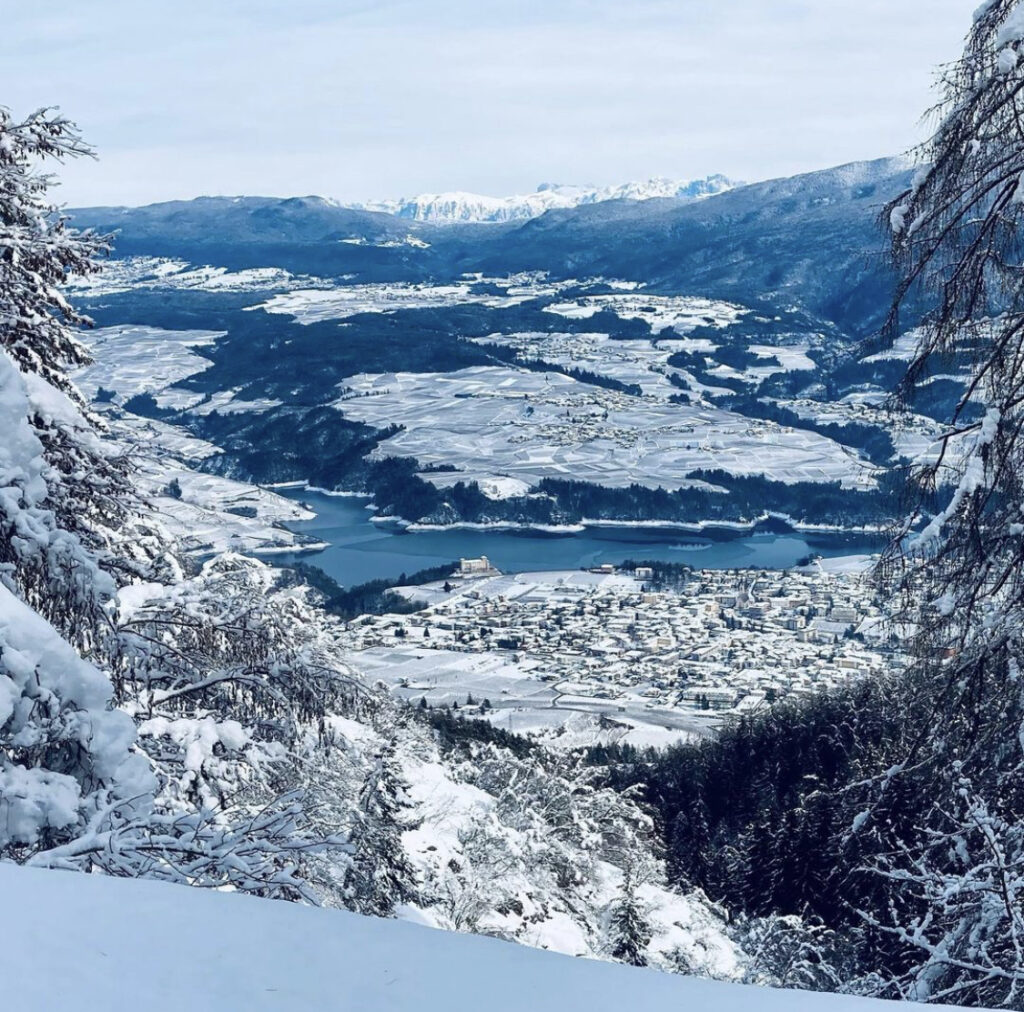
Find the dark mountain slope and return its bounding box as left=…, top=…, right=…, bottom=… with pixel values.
left=461, top=158, right=915, bottom=335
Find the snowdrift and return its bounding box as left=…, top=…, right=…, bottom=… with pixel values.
left=0, top=863, right=967, bottom=1012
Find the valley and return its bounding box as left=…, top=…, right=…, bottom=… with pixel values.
left=8, top=1, right=1024, bottom=1004
left=68, top=158, right=941, bottom=540
left=58, top=159, right=927, bottom=760
left=334, top=558, right=890, bottom=751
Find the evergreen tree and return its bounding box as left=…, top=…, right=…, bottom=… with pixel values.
left=0, top=107, right=130, bottom=557
left=345, top=740, right=420, bottom=917
left=0, top=106, right=347, bottom=898
left=608, top=867, right=652, bottom=967
left=866, top=2, right=1024, bottom=1001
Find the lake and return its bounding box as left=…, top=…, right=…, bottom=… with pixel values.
left=269, top=488, right=886, bottom=587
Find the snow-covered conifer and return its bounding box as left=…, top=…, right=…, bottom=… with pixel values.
left=344, top=736, right=420, bottom=917
left=863, top=2, right=1024, bottom=1002
left=607, top=864, right=653, bottom=967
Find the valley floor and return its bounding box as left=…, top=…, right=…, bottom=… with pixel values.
left=341, top=563, right=890, bottom=749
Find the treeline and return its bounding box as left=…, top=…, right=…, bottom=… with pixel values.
left=616, top=559, right=695, bottom=589
left=284, top=559, right=459, bottom=620
left=421, top=705, right=536, bottom=759
left=666, top=348, right=748, bottom=394
left=512, top=355, right=643, bottom=397
left=593, top=680, right=903, bottom=923
left=367, top=456, right=904, bottom=530
left=722, top=394, right=897, bottom=466
left=536, top=469, right=903, bottom=528
left=585, top=668, right=1011, bottom=998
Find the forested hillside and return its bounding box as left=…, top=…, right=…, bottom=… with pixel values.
left=0, top=105, right=749, bottom=983
left=590, top=4, right=1024, bottom=1005
left=4, top=1, right=1024, bottom=1007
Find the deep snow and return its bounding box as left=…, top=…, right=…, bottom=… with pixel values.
left=0, top=863, right=967, bottom=1012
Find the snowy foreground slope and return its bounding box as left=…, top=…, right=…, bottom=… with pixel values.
left=0, top=864, right=964, bottom=1012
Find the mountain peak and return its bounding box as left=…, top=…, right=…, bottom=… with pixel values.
left=351, top=175, right=740, bottom=224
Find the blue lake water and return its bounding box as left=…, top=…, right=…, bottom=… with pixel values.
left=269, top=489, right=886, bottom=587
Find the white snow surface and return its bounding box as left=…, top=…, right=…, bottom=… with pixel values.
left=0, top=351, right=154, bottom=847
left=0, top=863, right=966, bottom=1012
left=542, top=292, right=748, bottom=335
left=254, top=277, right=578, bottom=323
left=334, top=366, right=878, bottom=490
left=0, top=584, right=153, bottom=847
left=74, top=325, right=223, bottom=409
left=65, top=257, right=330, bottom=296
left=354, top=175, right=738, bottom=224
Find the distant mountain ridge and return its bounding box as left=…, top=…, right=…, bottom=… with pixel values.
left=67, top=157, right=916, bottom=335
left=352, top=175, right=738, bottom=224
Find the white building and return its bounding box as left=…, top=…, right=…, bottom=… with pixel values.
left=459, top=556, right=494, bottom=576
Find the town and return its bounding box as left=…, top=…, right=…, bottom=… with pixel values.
left=336, top=556, right=894, bottom=749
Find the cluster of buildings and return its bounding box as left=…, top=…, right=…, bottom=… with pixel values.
left=335, top=562, right=895, bottom=732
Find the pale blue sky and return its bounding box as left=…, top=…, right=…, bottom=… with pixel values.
left=2, top=1, right=971, bottom=206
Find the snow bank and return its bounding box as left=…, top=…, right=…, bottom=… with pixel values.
left=0, top=864, right=966, bottom=1012
left=0, top=582, right=154, bottom=848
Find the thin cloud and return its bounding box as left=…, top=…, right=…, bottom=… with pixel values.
left=1, top=0, right=973, bottom=206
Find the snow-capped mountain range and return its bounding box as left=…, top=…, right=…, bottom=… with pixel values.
left=352, top=175, right=738, bottom=224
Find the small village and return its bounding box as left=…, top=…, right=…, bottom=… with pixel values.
left=336, top=556, right=894, bottom=746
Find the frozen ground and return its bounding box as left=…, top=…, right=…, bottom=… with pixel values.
left=334, top=366, right=878, bottom=490
left=475, top=330, right=721, bottom=400
left=132, top=454, right=322, bottom=557
left=74, top=325, right=222, bottom=409
left=76, top=325, right=284, bottom=417
left=66, top=256, right=332, bottom=296
left=542, top=292, right=748, bottom=334
left=72, top=323, right=323, bottom=555
left=805, top=554, right=877, bottom=574
left=68, top=265, right=914, bottom=515
left=255, top=275, right=580, bottom=323
left=476, top=330, right=815, bottom=401
left=779, top=396, right=946, bottom=464
left=860, top=328, right=923, bottom=363
left=0, top=863, right=964, bottom=1012
left=79, top=404, right=323, bottom=557
left=330, top=710, right=742, bottom=968
left=352, top=644, right=704, bottom=749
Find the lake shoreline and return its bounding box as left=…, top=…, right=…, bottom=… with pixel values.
left=262, top=486, right=887, bottom=588
left=267, top=482, right=891, bottom=541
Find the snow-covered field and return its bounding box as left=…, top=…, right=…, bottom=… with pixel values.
left=132, top=454, right=323, bottom=557
left=475, top=329, right=720, bottom=400
left=255, top=276, right=581, bottom=322
left=351, top=640, right=711, bottom=747
left=334, top=366, right=877, bottom=490
left=475, top=330, right=815, bottom=401
left=78, top=405, right=324, bottom=557
left=74, top=325, right=222, bottom=409
left=0, top=863, right=963, bottom=1012
left=779, top=396, right=946, bottom=464
left=66, top=264, right=904, bottom=512
left=76, top=325, right=284, bottom=416
left=66, top=256, right=331, bottom=296
left=543, top=292, right=748, bottom=334
left=353, top=645, right=558, bottom=710
left=70, top=325, right=323, bottom=556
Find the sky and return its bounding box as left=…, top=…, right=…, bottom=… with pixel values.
left=2, top=0, right=973, bottom=207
